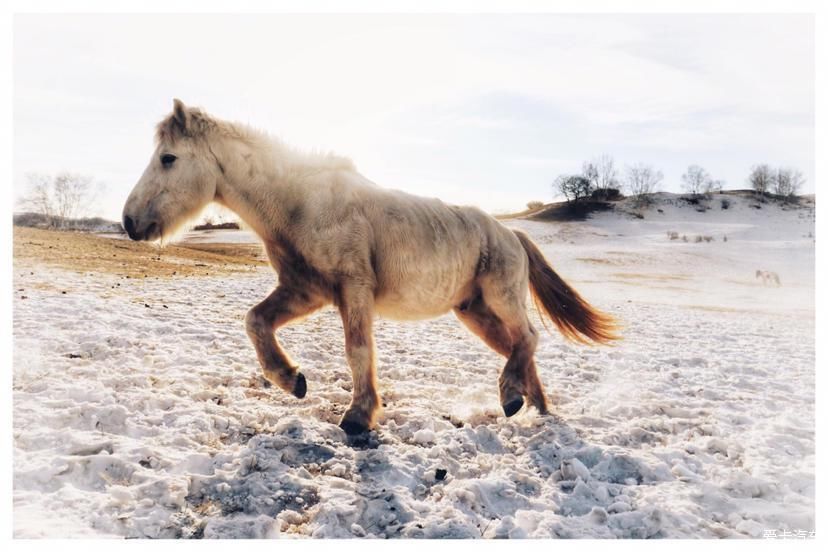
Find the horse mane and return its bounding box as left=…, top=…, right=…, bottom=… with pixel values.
left=155, top=106, right=356, bottom=176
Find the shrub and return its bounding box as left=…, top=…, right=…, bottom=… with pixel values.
left=193, top=221, right=241, bottom=231
left=692, top=235, right=714, bottom=243
left=721, top=199, right=730, bottom=210
left=526, top=201, right=544, bottom=211
left=590, top=187, right=623, bottom=201
left=554, top=175, right=593, bottom=202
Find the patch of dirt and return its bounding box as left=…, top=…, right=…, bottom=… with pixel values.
left=611, top=272, right=690, bottom=282
left=576, top=257, right=615, bottom=265
left=13, top=226, right=268, bottom=278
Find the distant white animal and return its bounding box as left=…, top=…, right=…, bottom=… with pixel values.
left=755, top=270, right=781, bottom=286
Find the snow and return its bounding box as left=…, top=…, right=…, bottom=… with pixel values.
left=13, top=193, right=814, bottom=538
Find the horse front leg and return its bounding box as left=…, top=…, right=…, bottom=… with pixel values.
left=337, top=284, right=380, bottom=435
left=245, top=285, right=324, bottom=397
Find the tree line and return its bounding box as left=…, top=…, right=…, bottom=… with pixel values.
left=746, top=164, right=805, bottom=198
left=550, top=155, right=805, bottom=206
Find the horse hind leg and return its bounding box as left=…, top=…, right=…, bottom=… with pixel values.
left=484, top=273, right=551, bottom=417
left=522, top=354, right=549, bottom=415
left=500, top=318, right=548, bottom=416
left=454, top=290, right=549, bottom=416
left=454, top=294, right=521, bottom=413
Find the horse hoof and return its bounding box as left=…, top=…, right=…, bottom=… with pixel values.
left=292, top=372, right=307, bottom=398
left=339, top=419, right=369, bottom=436
left=503, top=397, right=524, bottom=417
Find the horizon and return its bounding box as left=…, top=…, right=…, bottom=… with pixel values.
left=12, top=186, right=815, bottom=225
left=13, top=13, right=815, bottom=221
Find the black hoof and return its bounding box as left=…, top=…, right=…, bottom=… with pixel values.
left=503, top=397, right=524, bottom=417
left=292, top=373, right=307, bottom=398
left=339, top=419, right=369, bottom=436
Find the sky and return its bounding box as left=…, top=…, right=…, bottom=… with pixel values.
left=13, top=13, right=815, bottom=220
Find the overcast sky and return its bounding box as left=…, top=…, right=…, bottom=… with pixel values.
left=14, top=13, right=814, bottom=220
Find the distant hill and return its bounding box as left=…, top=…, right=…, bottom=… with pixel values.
left=13, top=212, right=124, bottom=233
left=192, top=221, right=241, bottom=231
left=500, top=190, right=814, bottom=222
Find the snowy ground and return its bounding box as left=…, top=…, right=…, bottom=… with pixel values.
left=12, top=193, right=815, bottom=538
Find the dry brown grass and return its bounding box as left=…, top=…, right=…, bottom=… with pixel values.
left=610, top=272, right=690, bottom=282
left=13, top=226, right=268, bottom=278
left=576, top=257, right=615, bottom=265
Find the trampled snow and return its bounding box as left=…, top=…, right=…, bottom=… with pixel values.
left=13, top=193, right=815, bottom=538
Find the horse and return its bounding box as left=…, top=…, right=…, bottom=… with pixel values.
left=755, top=270, right=781, bottom=286
left=122, top=99, right=618, bottom=435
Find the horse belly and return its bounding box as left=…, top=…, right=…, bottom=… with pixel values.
left=374, top=270, right=472, bottom=321
left=374, top=297, right=451, bottom=320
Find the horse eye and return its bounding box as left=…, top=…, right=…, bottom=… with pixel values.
left=160, top=154, right=177, bottom=168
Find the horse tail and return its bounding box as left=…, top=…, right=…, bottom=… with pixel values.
left=513, top=230, right=619, bottom=344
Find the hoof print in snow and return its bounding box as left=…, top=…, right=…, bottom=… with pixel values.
left=503, top=397, right=524, bottom=417
left=292, top=373, right=307, bottom=398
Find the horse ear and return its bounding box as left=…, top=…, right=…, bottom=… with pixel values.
left=172, top=98, right=190, bottom=131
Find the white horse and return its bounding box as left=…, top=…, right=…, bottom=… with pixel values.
left=122, top=99, right=618, bottom=435
left=755, top=270, right=781, bottom=286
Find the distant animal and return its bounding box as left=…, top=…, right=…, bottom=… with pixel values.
left=122, top=99, right=618, bottom=435
left=755, top=270, right=781, bottom=286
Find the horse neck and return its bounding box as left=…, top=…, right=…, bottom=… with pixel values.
left=212, top=138, right=299, bottom=242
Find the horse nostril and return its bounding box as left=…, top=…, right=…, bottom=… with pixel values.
left=123, top=215, right=137, bottom=240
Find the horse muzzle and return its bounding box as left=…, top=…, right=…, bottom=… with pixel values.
left=122, top=214, right=161, bottom=241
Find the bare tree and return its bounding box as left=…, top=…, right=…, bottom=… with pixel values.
left=554, top=174, right=593, bottom=202
left=582, top=161, right=600, bottom=190
left=748, top=164, right=774, bottom=197
left=583, top=154, right=619, bottom=191
left=681, top=165, right=713, bottom=196
left=773, top=167, right=805, bottom=198
left=54, top=173, right=93, bottom=222
left=706, top=179, right=725, bottom=194
left=18, top=172, right=98, bottom=228
left=19, top=173, right=57, bottom=225
left=625, top=163, right=663, bottom=204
